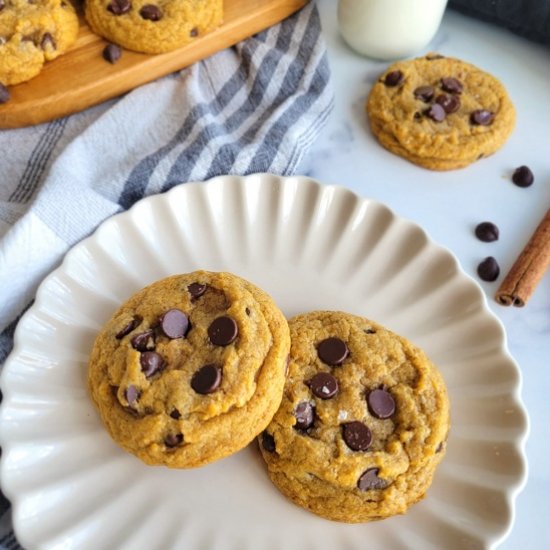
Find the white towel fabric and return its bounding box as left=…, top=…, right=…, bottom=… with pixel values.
left=0, top=3, right=333, bottom=548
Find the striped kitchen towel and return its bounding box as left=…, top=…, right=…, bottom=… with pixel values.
left=0, top=2, right=333, bottom=548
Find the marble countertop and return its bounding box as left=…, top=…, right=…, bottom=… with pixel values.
left=304, top=1, right=550, bottom=548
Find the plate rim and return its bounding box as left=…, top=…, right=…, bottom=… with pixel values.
left=0, top=173, right=530, bottom=550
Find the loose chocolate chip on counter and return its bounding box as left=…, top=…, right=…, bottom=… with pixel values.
left=357, top=468, right=388, bottom=491
left=470, top=109, right=494, bottom=126
left=435, top=93, right=460, bottom=114
left=125, top=385, right=140, bottom=406
left=342, top=421, right=372, bottom=451
left=475, top=221, right=499, bottom=242
left=384, top=70, right=404, bottom=87
left=367, top=388, right=396, bottom=419
left=189, top=27, right=199, bottom=37
left=425, top=103, right=446, bottom=122
left=107, top=0, right=131, bottom=15
left=116, top=315, right=142, bottom=339
left=131, top=330, right=155, bottom=351
left=512, top=165, right=534, bottom=188
left=40, top=33, right=56, bottom=51
left=103, top=43, right=122, bottom=64
left=440, top=77, right=463, bottom=94
left=294, top=402, right=314, bottom=430
left=208, top=316, right=238, bottom=346
left=261, top=431, right=276, bottom=452
left=164, top=433, right=183, bottom=448
left=170, top=409, right=181, bottom=420
left=477, top=256, right=500, bottom=282
left=159, top=308, right=189, bottom=339
left=191, top=364, right=222, bottom=394
left=188, top=282, right=207, bottom=299
left=413, top=85, right=434, bottom=103
left=305, top=372, right=338, bottom=399
left=317, top=337, right=349, bottom=366
left=140, top=351, right=165, bottom=378
left=139, top=4, right=163, bottom=20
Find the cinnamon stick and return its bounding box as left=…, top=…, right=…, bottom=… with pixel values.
left=496, top=207, right=550, bottom=307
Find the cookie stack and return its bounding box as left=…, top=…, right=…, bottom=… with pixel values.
left=88, top=271, right=450, bottom=522
left=366, top=54, right=516, bottom=170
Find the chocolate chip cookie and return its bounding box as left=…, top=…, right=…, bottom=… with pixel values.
left=366, top=54, right=516, bottom=170
left=0, top=0, right=79, bottom=86
left=84, top=0, right=223, bottom=54
left=88, top=271, right=290, bottom=468
left=259, top=311, right=450, bottom=522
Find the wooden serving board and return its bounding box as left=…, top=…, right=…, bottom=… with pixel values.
left=0, top=0, right=309, bottom=129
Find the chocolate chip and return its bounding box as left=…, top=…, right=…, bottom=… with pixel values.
left=164, top=433, right=183, bottom=447
left=261, top=431, right=276, bottom=452
left=208, top=316, right=238, bottom=346
left=364, top=328, right=376, bottom=334
left=107, top=0, right=131, bottom=15
left=103, top=43, right=122, bottom=64
left=170, top=409, right=181, bottom=420
left=413, top=111, right=422, bottom=121
left=425, top=103, right=446, bottom=122
left=188, top=282, right=207, bottom=299
left=342, top=421, right=372, bottom=451
left=131, top=330, right=155, bottom=351
left=125, top=385, right=140, bottom=406
left=294, top=402, right=314, bottom=430
left=367, top=389, right=396, bottom=419
left=139, top=4, right=163, bottom=21
left=384, top=70, right=404, bottom=87
left=477, top=256, right=500, bottom=282
left=159, top=308, right=189, bottom=339
left=357, top=468, right=388, bottom=491
left=140, top=351, right=165, bottom=378
left=475, top=221, right=499, bottom=242
left=470, top=109, right=494, bottom=126
left=512, top=165, right=534, bottom=188
left=191, top=364, right=222, bottom=394
left=0, top=0, right=5, bottom=12
left=306, top=372, right=338, bottom=399
left=40, top=33, right=56, bottom=51
left=436, top=441, right=444, bottom=453
left=116, top=315, right=142, bottom=339
left=435, top=93, right=460, bottom=114
left=190, top=27, right=199, bottom=37
left=413, top=85, right=434, bottom=103
left=441, top=77, right=463, bottom=94
left=317, top=337, right=349, bottom=366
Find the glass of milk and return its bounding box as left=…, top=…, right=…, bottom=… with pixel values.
left=338, top=0, right=449, bottom=60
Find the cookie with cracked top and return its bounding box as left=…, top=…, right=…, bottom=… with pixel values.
left=84, top=0, right=223, bottom=54
left=88, top=271, right=290, bottom=468
left=0, top=0, right=79, bottom=86
left=366, top=54, right=515, bottom=170
left=259, top=310, right=450, bottom=522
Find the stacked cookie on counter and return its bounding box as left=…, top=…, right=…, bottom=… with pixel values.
left=88, top=270, right=450, bottom=523
left=0, top=0, right=223, bottom=97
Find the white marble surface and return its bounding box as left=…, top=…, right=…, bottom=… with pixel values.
left=302, top=1, right=550, bottom=548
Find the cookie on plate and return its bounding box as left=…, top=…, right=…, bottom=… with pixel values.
left=259, top=311, right=450, bottom=523
left=0, top=0, right=79, bottom=86
left=84, top=0, right=223, bottom=54
left=88, top=271, right=290, bottom=468
left=366, top=53, right=516, bottom=170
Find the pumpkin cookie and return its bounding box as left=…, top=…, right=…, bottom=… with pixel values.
left=366, top=54, right=516, bottom=170
left=84, top=0, right=223, bottom=54
left=259, top=311, right=450, bottom=523
left=0, top=0, right=79, bottom=86
left=88, top=271, right=290, bottom=468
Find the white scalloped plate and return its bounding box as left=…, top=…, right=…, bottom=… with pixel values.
left=0, top=174, right=528, bottom=550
